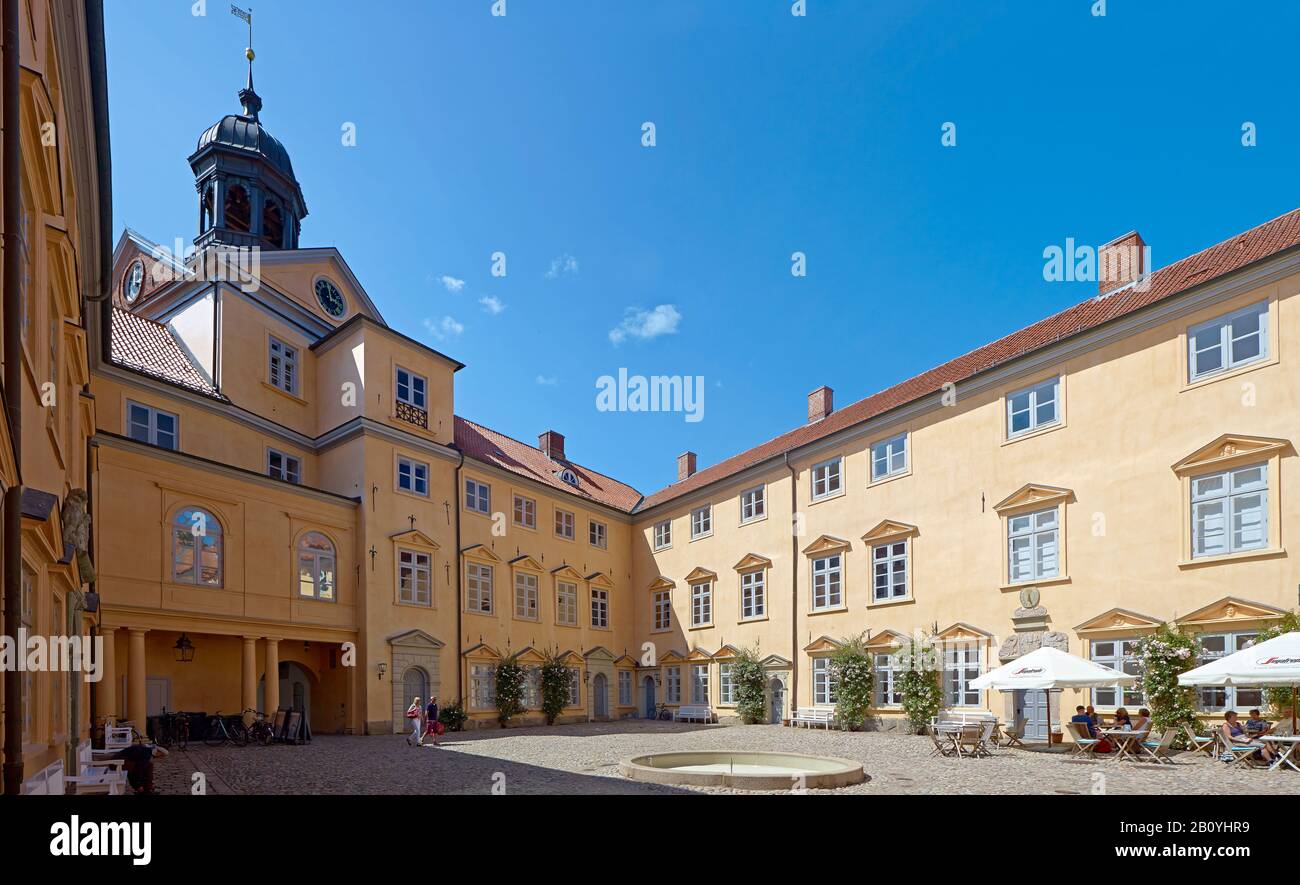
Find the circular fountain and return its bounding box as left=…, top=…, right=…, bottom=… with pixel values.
left=618, top=751, right=865, bottom=790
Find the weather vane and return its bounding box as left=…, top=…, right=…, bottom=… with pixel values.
left=231, top=5, right=254, bottom=70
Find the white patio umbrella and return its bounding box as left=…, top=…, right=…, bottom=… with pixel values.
left=971, top=646, right=1137, bottom=742
left=1177, top=631, right=1300, bottom=731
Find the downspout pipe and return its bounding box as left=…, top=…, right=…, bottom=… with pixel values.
left=784, top=452, right=798, bottom=716
left=3, top=0, right=26, bottom=796
left=453, top=447, right=465, bottom=706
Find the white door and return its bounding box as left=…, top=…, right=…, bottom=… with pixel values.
left=769, top=678, right=784, bottom=724
left=146, top=677, right=170, bottom=716
left=1017, top=689, right=1049, bottom=741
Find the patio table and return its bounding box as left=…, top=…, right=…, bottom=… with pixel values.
left=1261, top=734, right=1300, bottom=772
left=1100, top=728, right=1147, bottom=763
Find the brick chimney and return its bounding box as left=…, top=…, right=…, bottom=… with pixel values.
left=539, top=430, right=565, bottom=461
left=677, top=451, right=697, bottom=482
left=1098, top=231, right=1148, bottom=295
left=808, top=386, right=834, bottom=423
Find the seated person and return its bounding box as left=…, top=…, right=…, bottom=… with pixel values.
left=1085, top=705, right=1104, bottom=730
left=110, top=743, right=170, bottom=795
left=1220, top=711, right=1274, bottom=763
left=1245, top=709, right=1273, bottom=736
left=1130, top=708, right=1151, bottom=733
left=1112, top=708, right=1133, bottom=730
left=1069, top=705, right=1096, bottom=738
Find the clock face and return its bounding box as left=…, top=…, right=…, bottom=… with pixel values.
left=314, top=278, right=346, bottom=318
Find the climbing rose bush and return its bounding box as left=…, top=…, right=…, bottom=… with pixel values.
left=895, top=633, right=943, bottom=735
left=830, top=633, right=875, bottom=730
left=494, top=655, right=526, bottom=728
left=730, top=644, right=768, bottom=724
left=1136, top=624, right=1200, bottom=744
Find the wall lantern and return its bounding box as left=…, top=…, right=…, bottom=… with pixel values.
left=173, top=633, right=196, bottom=663
left=377, top=662, right=387, bottom=681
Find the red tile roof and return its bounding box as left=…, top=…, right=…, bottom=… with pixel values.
left=110, top=307, right=223, bottom=398
left=455, top=416, right=643, bottom=513
left=640, top=207, right=1300, bottom=509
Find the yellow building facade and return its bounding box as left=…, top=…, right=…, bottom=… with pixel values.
left=75, top=64, right=1300, bottom=751
left=0, top=0, right=110, bottom=793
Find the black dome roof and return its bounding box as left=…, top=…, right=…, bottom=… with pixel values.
left=196, top=113, right=296, bottom=180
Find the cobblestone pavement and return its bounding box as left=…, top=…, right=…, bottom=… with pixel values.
left=151, top=721, right=1300, bottom=796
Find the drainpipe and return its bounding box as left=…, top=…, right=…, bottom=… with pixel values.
left=3, top=0, right=25, bottom=796
left=784, top=452, right=798, bottom=715
left=453, top=447, right=465, bottom=706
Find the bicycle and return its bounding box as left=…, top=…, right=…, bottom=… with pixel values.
left=656, top=703, right=673, bottom=721
left=243, top=708, right=275, bottom=746
left=203, top=711, right=249, bottom=747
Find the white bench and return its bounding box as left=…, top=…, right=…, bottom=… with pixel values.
left=792, top=707, right=837, bottom=729
left=674, top=705, right=715, bottom=723
left=68, top=740, right=128, bottom=795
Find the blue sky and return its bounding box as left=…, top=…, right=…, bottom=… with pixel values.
left=105, top=1, right=1300, bottom=494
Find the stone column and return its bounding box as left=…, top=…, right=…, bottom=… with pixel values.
left=264, top=638, right=280, bottom=714
left=95, top=628, right=118, bottom=723
left=242, top=637, right=258, bottom=725
left=127, top=628, right=147, bottom=730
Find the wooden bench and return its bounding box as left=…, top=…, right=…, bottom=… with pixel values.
left=791, top=707, right=836, bottom=729
left=674, top=705, right=715, bottom=723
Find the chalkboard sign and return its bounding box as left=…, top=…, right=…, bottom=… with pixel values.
left=284, top=711, right=302, bottom=744
left=271, top=709, right=288, bottom=741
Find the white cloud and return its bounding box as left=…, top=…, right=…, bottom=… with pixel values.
left=423, top=315, right=464, bottom=340
left=545, top=254, right=580, bottom=280
left=439, top=275, right=466, bottom=293
left=479, top=295, right=506, bottom=315
left=535, top=374, right=559, bottom=386
left=608, top=304, right=682, bottom=346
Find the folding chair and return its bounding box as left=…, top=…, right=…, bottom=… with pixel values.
left=1066, top=722, right=1100, bottom=758
left=972, top=720, right=996, bottom=757
left=1001, top=718, right=1027, bottom=749
left=1218, top=727, right=1267, bottom=769
left=928, top=720, right=956, bottom=757
left=1137, top=728, right=1177, bottom=764
left=1182, top=724, right=1216, bottom=757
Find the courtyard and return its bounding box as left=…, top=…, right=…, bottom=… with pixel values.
left=150, top=721, right=1300, bottom=796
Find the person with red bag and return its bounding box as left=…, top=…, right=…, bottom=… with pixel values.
left=405, top=697, right=423, bottom=746
left=425, top=696, right=444, bottom=746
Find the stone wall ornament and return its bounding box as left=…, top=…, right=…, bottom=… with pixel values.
left=1018, top=586, right=1041, bottom=609
left=60, top=488, right=96, bottom=584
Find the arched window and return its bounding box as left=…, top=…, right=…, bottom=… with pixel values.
left=200, top=183, right=215, bottom=232
left=172, top=507, right=223, bottom=586
left=262, top=199, right=285, bottom=249
left=224, top=184, right=251, bottom=233
left=297, top=532, right=336, bottom=601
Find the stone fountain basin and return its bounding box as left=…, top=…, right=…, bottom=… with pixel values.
left=618, top=751, right=865, bottom=790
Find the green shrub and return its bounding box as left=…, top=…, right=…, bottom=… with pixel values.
left=830, top=632, right=875, bottom=730
left=730, top=644, right=768, bottom=724
left=494, top=654, right=526, bottom=727
left=540, top=650, right=571, bottom=725
left=895, top=634, right=942, bottom=734
left=437, top=700, right=468, bottom=732
left=1136, top=623, right=1200, bottom=746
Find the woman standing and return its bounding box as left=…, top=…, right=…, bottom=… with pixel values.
left=405, top=697, right=423, bottom=746
left=425, top=696, right=441, bottom=747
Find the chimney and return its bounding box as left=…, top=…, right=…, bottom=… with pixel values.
left=539, top=430, right=565, bottom=462
left=677, top=451, right=697, bottom=482
left=808, top=386, right=834, bottom=423
left=1098, top=231, right=1148, bottom=295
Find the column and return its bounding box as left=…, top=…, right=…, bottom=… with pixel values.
left=95, top=628, right=118, bottom=722
left=127, top=628, right=147, bottom=730
left=264, top=638, right=280, bottom=714
left=242, top=637, right=258, bottom=725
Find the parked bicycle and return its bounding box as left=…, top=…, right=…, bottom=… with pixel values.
left=154, top=710, right=190, bottom=750
left=203, top=711, right=248, bottom=747
left=656, top=703, right=673, bottom=721
left=244, top=709, right=275, bottom=746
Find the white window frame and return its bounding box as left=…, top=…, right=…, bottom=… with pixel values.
left=618, top=670, right=632, bottom=706
left=1195, top=632, right=1264, bottom=712
left=1007, top=506, right=1059, bottom=583
left=811, top=456, right=843, bottom=501
left=466, top=562, right=493, bottom=614
left=514, top=571, right=538, bottom=620
left=871, top=433, right=908, bottom=481
left=691, top=664, right=709, bottom=705
left=813, top=656, right=837, bottom=706
left=567, top=668, right=581, bottom=707
left=589, top=519, right=607, bottom=549
left=874, top=652, right=902, bottom=706
left=665, top=666, right=681, bottom=703
left=556, top=581, right=578, bottom=626
left=512, top=494, right=536, bottom=530
left=871, top=540, right=909, bottom=602
left=398, top=548, right=432, bottom=606
left=653, top=520, right=672, bottom=550
left=811, top=554, right=843, bottom=611
left=690, top=505, right=712, bottom=539
left=944, top=642, right=982, bottom=707
left=464, top=477, right=490, bottom=514
left=1191, top=462, right=1268, bottom=558
left=690, top=581, right=712, bottom=627
left=740, top=485, right=766, bottom=524
left=1006, top=377, right=1060, bottom=438
left=470, top=663, right=496, bottom=710
left=396, top=366, right=427, bottom=409
left=1188, top=300, right=1268, bottom=382
left=740, top=569, right=766, bottom=620
left=555, top=508, right=576, bottom=541
left=591, top=586, right=609, bottom=628
left=268, top=335, right=299, bottom=395
left=398, top=457, right=430, bottom=496
left=652, top=589, right=672, bottom=631
left=1090, top=639, right=1145, bottom=708
left=126, top=401, right=178, bottom=450
left=267, top=448, right=301, bottom=484
left=719, top=663, right=735, bottom=705
left=297, top=532, right=336, bottom=601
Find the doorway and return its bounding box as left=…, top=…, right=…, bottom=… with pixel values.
left=643, top=675, right=656, bottom=718
left=1016, top=689, right=1050, bottom=741
left=769, top=677, right=785, bottom=724
left=145, top=677, right=171, bottom=717
left=593, top=673, right=608, bottom=719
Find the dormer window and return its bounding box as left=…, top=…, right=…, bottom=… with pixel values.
left=558, top=468, right=578, bottom=487
left=124, top=260, right=144, bottom=304
left=395, top=366, right=429, bottom=429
